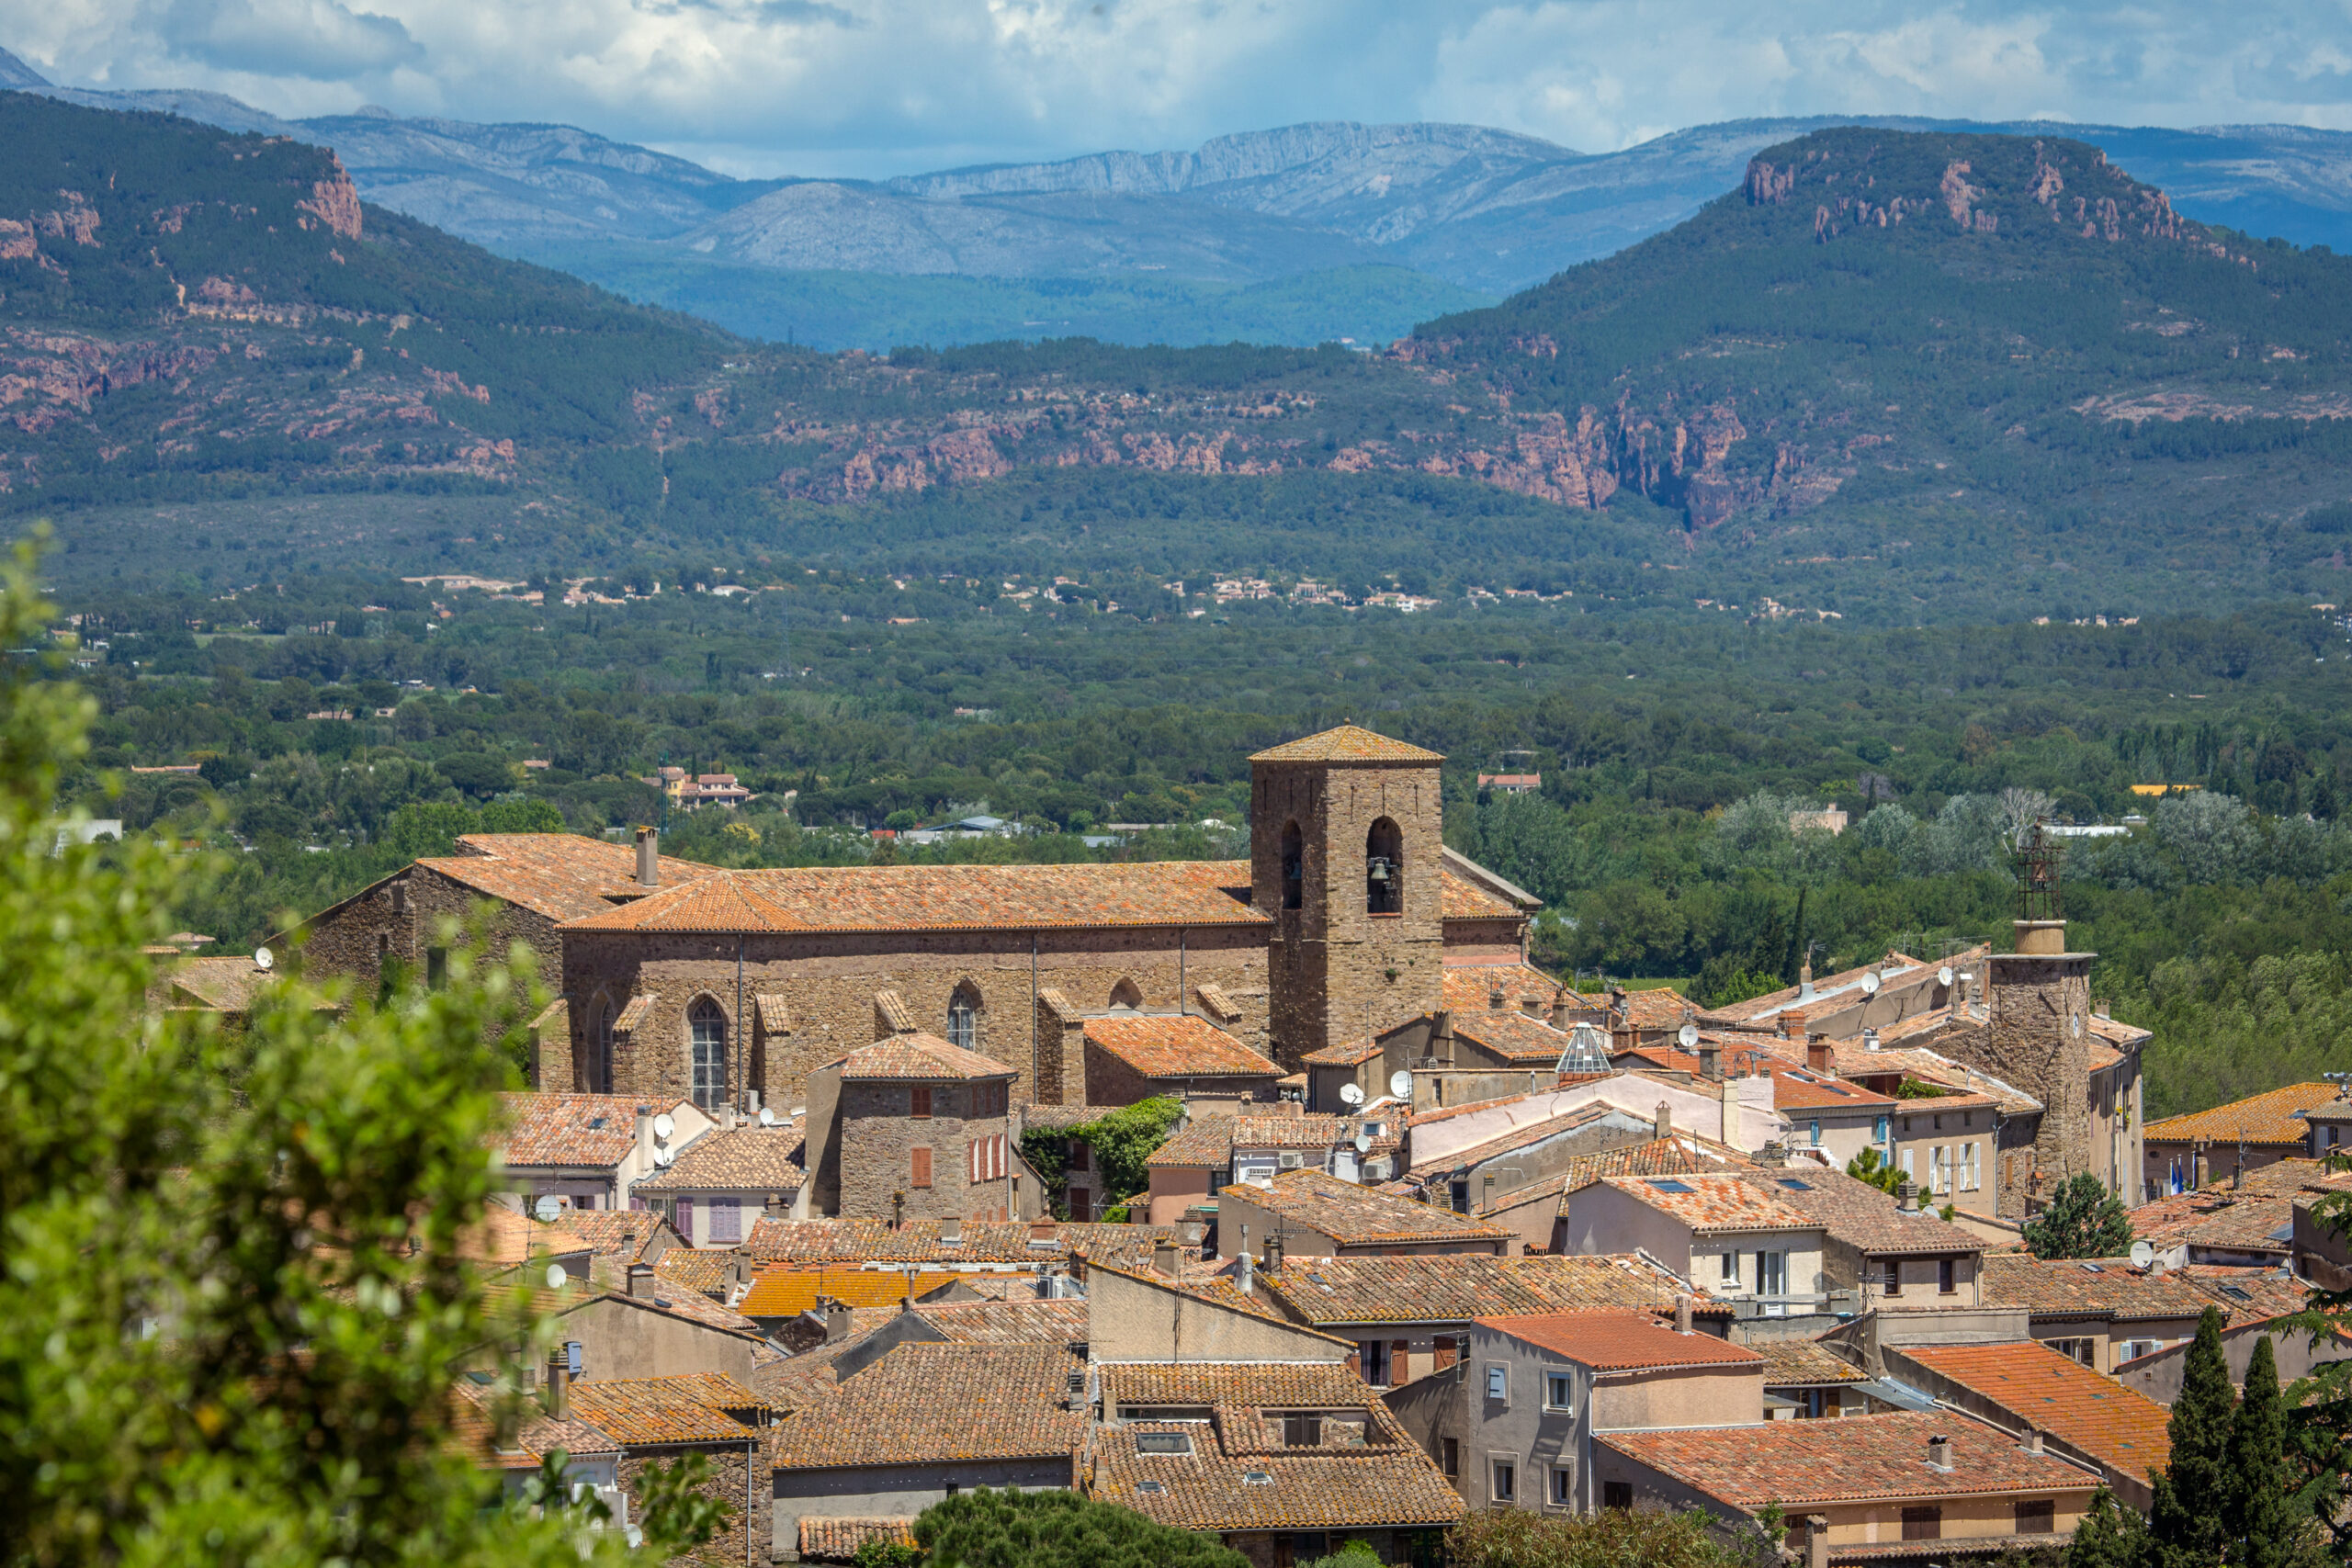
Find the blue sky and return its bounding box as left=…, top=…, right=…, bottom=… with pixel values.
left=6, top=1, right=2351, bottom=176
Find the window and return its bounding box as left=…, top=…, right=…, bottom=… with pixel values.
left=688, top=998, right=728, bottom=1111
left=1366, top=818, right=1404, bottom=915
left=1719, top=1250, right=1741, bottom=1286
left=967, top=1133, right=1005, bottom=1184
left=1490, top=1460, right=1515, bottom=1503
left=1899, top=1146, right=1915, bottom=1179
left=1939, top=1258, right=1957, bottom=1295
left=425, top=947, right=447, bottom=991
left=1283, top=1414, right=1322, bottom=1448
left=1433, top=1337, right=1459, bottom=1371
left=1069, top=1140, right=1091, bottom=1172
left=1281, top=820, right=1305, bottom=910
left=2047, top=1337, right=2096, bottom=1366
left=1883, top=1258, right=1902, bottom=1297
left=1069, top=1188, right=1092, bottom=1222
left=1550, top=1466, right=1574, bottom=1506
left=1544, top=1371, right=1574, bottom=1413
left=1930, top=1145, right=1950, bottom=1194
left=390, top=881, right=409, bottom=915
left=674, top=1194, right=694, bottom=1238
left=946, top=988, right=978, bottom=1050
left=1109, top=977, right=1143, bottom=1010
left=1808, top=1118, right=1823, bottom=1147
left=910, top=1147, right=933, bottom=1189
left=1603, top=1482, right=1633, bottom=1510
left=910, top=1086, right=933, bottom=1120
left=1441, top=1438, right=1459, bottom=1478
left=584, top=1000, right=614, bottom=1095
left=707, top=1196, right=741, bottom=1245
left=1136, top=1432, right=1193, bottom=1456
left=1900, top=1506, right=1942, bottom=1541
left=1962, top=1142, right=1981, bottom=1191
left=1757, top=1251, right=1787, bottom=1296
left=1358, top=1340, right=1390, bottom=1386
left=2015, top=1500, right=2055, bottom=1535
left=1875, top=1114, right=1891, bottom=1144
left=1485, top=1365, right=1508, bottom=1403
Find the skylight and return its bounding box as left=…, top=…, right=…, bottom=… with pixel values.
left=2220, top=1284, right=2253, bottom=1302
left=1645, top=1179, right=1695, bottom=1193
left=1776, top=1178, right=1814, bottom=1190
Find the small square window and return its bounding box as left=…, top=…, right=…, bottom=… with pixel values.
left=1441, top=1437, right=1459, bottom=1477
left=1544, top=1371, right=1573, bottom=1413
left=1283, top=1414, right=1322, bottom=1448
left=1603, top=1481, right=1633, bottom=1510
left=1551, top=1466, right=1574, bottom=1506
left=1490, top=1460, right=1515, bottom=1503
left=1485, top=1365, right=1508, bottom=1403
left=1136, top=1431, right=1193, bottom=1456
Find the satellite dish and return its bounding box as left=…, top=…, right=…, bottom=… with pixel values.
left=759, top=1106, right=777, bottom=1126
left=1388, top=1069, right=1414, bottom=1100
left=1677, top=1022, right=1700, bottom=1050
left=1340, top=1082, right=1365, bottom=1107
left=651, top=1113, right=675, bottom=1142
left=1938, top=966, right=1955, bottom=987
left=653, top=1145, right=673, bottom=1168
left=2130, top=1240, right=2155, bottom=1269
left=545, top=1263, right=570, bottom=1290
left=1861, top=972, right=1882, bottom=997
left=533, top=1194, right=562, bottom=1224
left=1353, top=1131, right=1373, bottom=1154
left=253, top=945, right=274, bottom=972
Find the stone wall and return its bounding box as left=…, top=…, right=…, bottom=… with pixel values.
left=1251, top=754, right=1445, bottom=1070
left=564, top=925, right=1269, bottom=1111
left=836, top=1079, right=1013, bottom=1224
left=1080, top=1042, right=1277, bottom=1111
left=617, top=1437, right=768, bottom=1568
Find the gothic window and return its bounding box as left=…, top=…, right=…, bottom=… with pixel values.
left=1366, top=817, right=1404, bottom=915
left=1280, top=820, right=1304, bottom=909
left=946, top=986, right=979, bottom=1050
left=1109, top=977, right=1143, bottom=1010
left=689, top=998, right=728, bottom=1111
left=585, top=997, right=615, bottom=1094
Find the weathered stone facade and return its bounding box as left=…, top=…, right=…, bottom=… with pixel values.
left=808, top=1077, right=1016, bottom=1224
left=616, top=1437, right=770, bottom=1568
left=295, top=860, right=563, bottom=1004
left=1250, top=736, right=1447, bottom=1070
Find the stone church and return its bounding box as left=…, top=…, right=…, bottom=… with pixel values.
left=550, top=725, right=1538, bottom=1111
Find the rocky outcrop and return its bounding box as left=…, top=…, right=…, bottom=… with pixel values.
left=296, top=158, right=364, bottom=241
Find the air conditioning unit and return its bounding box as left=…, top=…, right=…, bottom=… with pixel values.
left=1363, top=1158, right=1394, bottom=1181
left=1278, top=1151, right=1303, bottom=1170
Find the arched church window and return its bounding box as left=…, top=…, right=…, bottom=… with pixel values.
left=689, top=998, right=729, bottom=1111
left=946, top=987, right=979, bottom=1050
left=586, top=998, right=615, bottom=1094
left=1366, top=817, right=1404, bottom=915
left=1281, top=820, right=1305, bottom=910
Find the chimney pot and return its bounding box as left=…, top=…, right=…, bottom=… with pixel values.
left=1927, top=1435, right=1953, bottom=1472
left=634, top=825, right=660, bottom=888
left=1655, top=1100, right=1673, bottom=1141
left=2022, top=1428, right=2044, bottom=1454
left=1699, top=1043, right=1722, bottom=1082
left=1863, top=1026, right=1881, bottom=1053
left=1263, top=1233, right=1283, bottom=1271
left=822, top=1298, right=854, bottom=1343
left=1152, top=1236, right=1181, bottom=1279
left=626, top=1261, right=655, bottom=1299
left=1674, top=1294, right=1693, bottom=1335
left=1897, top=1179, right=1921, bottom=1214
left=544, top=1351, right=569, bottom=1417
left=1807, top=1037, right=1834, bottom=1075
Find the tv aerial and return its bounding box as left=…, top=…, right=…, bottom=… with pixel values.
left=653, top=1145, right=673, bottom=1168
left=2129, top=1240, right=2155, bottom=1269
left=1938, top=965, right=1955, bottom=987
left=254, top=945, right=274, bottom=972
left=1860, top=972, right=1882, bottom=997
left=758, top=1106, right=777, bottom=1126
left=1389, top=1069, right=1414, bottom=1100
left=1354, top=1131, right=1374, bottom=1155
left=1340, top=1082, right=1365, bottom=1107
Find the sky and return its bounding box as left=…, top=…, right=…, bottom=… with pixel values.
left=6, top=1, right=2352, bottom=177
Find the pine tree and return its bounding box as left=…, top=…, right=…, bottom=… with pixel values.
left=2066, top=1486, right=2149, bottom=1568
left=2225, top=1335, right=2294, bottom=1568
left=2148, top=1306, right=2234, bottom=1568
left=2023, top=1172, right=2138, bottom=1259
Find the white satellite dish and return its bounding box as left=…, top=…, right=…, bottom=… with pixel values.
left=545, top=1263, right=570, bottom=1290
left=651, top=1112, right=675, bottom=1142
left=2129, top=1240, right=2155, bottom=1269
left=533, top=1194, right=562, bottom=1224
left=759, top=1106, right=777, bottom=1126
left=1353, top=1131, right=1373, bottom=1154
left=1938, top=966, right=1954, bottom=987
left=654, top=1145, right=674, bottom=1167
left=1677, top=1022, right=1700, bottom=1050
left=1339, top=1082, right=1365, bottom=1107
left=1860, top=972, right=1882, bottom=997
left=254, top=945, right=274, bottom=972
left=1388, top=1069, right=1414, bottom=1100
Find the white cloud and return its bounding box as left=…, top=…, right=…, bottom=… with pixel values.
left=9, top=0, right=2352, bottom=172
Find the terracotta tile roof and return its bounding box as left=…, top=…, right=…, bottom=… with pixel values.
left=1193, top=983, right=1244, bottom=1023
left=771, top=1342, right=1085, bottom=1469
left=1900, top=1341, right=2173, bottom=1484
left=1300, top=1035, right=1385, bottom=1066
left=1082, top=1014, right=1283, bottom=1080
left=563, top=860, right=1264, bottom=934
left=1440, top=869, right=1526, bottom=920
left=2173, top=1265, right=2316, bottom=1329
left=830, top=1032, right=1015, bottom=1082
left=564, top=1373, right=767, bottom=1447
left=739, top=1266, right=974, bottom=1317
left=1258, top=1252, right=1715, bottom=1326
left=1441, top=962, right=1589, bottom=1015
left=797, top=1518, right=916, bottom=1562
left=1767, top=1066, right=1898, bottom=1111
left=611, top=993, right=657, bottom=1033
left=1452, top=1007, right=1587, bottom=1066
left=1981, top=1255, right=2220, bottom=1321
left=2087, top=1013, right=2153, bottom=1049
left=1753, top=1337, right=1870, bottom=1386
left=1148, top=1112, right=1370, bottom=1168
left=632, top=1124, right=805, bottom=1194
left=1430, top=1105, right=1628, bottom=1177
left=1707, top=949, right=1988, bottom=1026
left=2143, top=1082, right=2344, bottom=1148
left=916, top=1297, right=1090, bottom=1344
left=1737, top=1168, right=1985, bottom=1258
left=164, top=954, right=280, bottom=1011
left=1439, top=1135, right=1730, bottom=1216
left=516, top=1411, right=623, bottom=1460
left=496, top=1093, right=654, bottom=1168
left=1058, top=1224, right=1211, bottom=1273
left=752, top=993, right=791, bottom=1032
left=1589, top=1173, right=1821, bottom=1235
left=1248, top=724, right=1443, bottom=764
left=555, top=1211, right=673, bottom=1263
left=2129, top=1190, right=2297, bottom=1257
left=872, top=989, right=919, bottom=1034
left=652, top=1248, right=735, bottom=1295
left=1601, top=1410, right=2103, bottom=1510
left=1477, top=1310, right=1766, bottom=1372
left=1019, top=1103, right=1131, bottom=1131
left=421, top=833, right=718, bottom=921
left=745, top=1216, right=1089, bottom=1265
left=447, top=1386, right=543, bottom=1471
left=2238, top=1156, right=2352, bottom=1195
left=462, top=1205, right=593, bottom=1265
left=1092, top=1360, right=1463, bottom=1532
left=1618, top=987, right=1699, bottom=1028
left=1222, top=1169, right=1511, bottom=1247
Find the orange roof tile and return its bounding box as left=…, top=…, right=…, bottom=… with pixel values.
left=1221, top=1169, right=1511, bottom=1247
left=424, top=833, right=718, bottom=921
left=1249, top=724, right=1444, bottom=764
left=2143, top=1082, right=2344, bottom=1148
left=1752, top=1337, right=1869, bottom=1386
left=797, top=1518, right=916, bottom=1562
left=1259, top=1251, right=1720, bottom=1326
left=496, top=1092, right=656, bottom=1168
left=771, top=1342, right=1084, bottom=1468
left=1899, top=1340, right=2173, bottom=1484
left=739, top=1266, right=975, bottom=1317
left=1441, top=962, right=1587, bottom=1015
left=1452, top=1007, right=1587, bottom=1066
left=631, top=1122, right=804, bottom=1194
left=556, top=1210, right=674, bottom=1262
left=1589, top=1173, right=1820, bottom=1235
left=1477, top=1310, right=1765, bottom=1372
left=1082, top=1014, right=1283, bottom=1080
left=1602, top=1410, right=2102, bottom=1510
left=1981, top=1255, right=2219, bottom=1321
left=564, top=1373, right=766, bottom=1446
left=831, top=1032, right=1015, bottom=1082
left=915, top=1297, right=1090, bottom=1344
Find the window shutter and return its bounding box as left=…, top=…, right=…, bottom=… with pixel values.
left=676, top=1194, right=695, bottom=1238
left=707, top=1196, right=741, bottom=1244
left=967, top=1139, right=980, bottom=1184
left=910, top=1086, right=932, bottom=1119
left=911, top=1147, right=932, bottom=1188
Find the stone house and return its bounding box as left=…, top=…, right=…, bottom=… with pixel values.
left=799, top=1033, right=1019, bottom=1224
left=530, top=1267, right=769, bottom=1385
left=1384, top=1309, right=1766, bottom=1513
left=631, top=1119, right=807, bottom=1247
left=562, top=1373, right=776, bottom=1568
left=1882, top=1340, right=2173, bottom=1511
left=1074, top=1010, right=1284, bottom=1108
left=1215, top=1169, right=1513, bottom=1262
left=2141, top=1080, right=2351, bottom=1196
left=1733, top=1166, right=1986, bottom=1313
left=1559, top=1175, right=1828, bottom=1318
left=496, top=1092, right=716, bottom=1213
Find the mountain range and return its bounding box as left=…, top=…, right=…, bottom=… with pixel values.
left=8, top=43, right=2352, bottom=350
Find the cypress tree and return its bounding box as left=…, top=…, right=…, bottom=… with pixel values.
left=2148, top=1306, right=2233, bottom=1568
left=2066, top=1486, right=2148, bottom=1568
left=2225, top=1335, right=2292, bottom=1568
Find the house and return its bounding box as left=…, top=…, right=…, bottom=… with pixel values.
left=1560, top=1174, right=1828, bottom=1318
left=495, top=1092, right=716, bottom=1213
left=1735, top=1166, right=1986, bottom=1312
left=1750, top=1338, right=1872, bottom=1419
left=798, top=1033, right=1022, bottom=1224
left=1599, top=1410, right=2102, bottom=1562
left=629, top=1119, right=806, bottom=1247
left=768, top=1342, right=1085, bottom=1558
left=1404, top=1102, right=1671, bottom=1232
left=1090, top=1359, right=1464, bottom=1568
left=1215, top=1169, right=1514, bottom=1261
left=2142, top=1081, right=2352, bottom=1195
left=557, top=1209, right=684, bottom=1271
left=1977, top=1254, right=2222, bottom=1373
left=1476, top=773, right=1541, bottom=795
left=449, top=1384, right=628, bottom=1527
left=1385, top=1310, right=1766, bottom=1514
left=1074, top=1011, right=1285, bottom=1108
left=1250, top=1251, right=1729, bottom=1391
left=562, top=1374, right=775, bottom=1567
left=1019, top=1104, right=1131, bottom=1221
left=1144, top=1111, right=1404, bottom=1226
left=1405, top=1075, right=1785, bottom=1179
left=2115, top=1270, right=2335, bottom=1403
left=1883, top=1339, right=2173, bottom=1510
left=519, top=1268, right=769, bottom=1385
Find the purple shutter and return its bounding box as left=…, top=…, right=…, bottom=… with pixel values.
left=676, top=1194, right=695, bottom=1242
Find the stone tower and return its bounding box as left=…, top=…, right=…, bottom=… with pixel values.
left=1250, top=724, right=1446, bottom=1069
left=1984, top=919, right=2097, bottom=1206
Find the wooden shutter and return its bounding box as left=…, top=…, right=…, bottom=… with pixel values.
left=910, top=1086, right=932, bottom=1119
left=910, top=1147, right=932, bottom=1189
left=1433, top=1337, right=1459, bottom=1371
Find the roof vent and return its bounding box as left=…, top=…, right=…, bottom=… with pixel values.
left=2021, top=1428, right=2044, bottom=1455
left=1927, top=1435, right=1953, bottom=1472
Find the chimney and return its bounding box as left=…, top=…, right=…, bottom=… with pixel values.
left=1781, top=1008, right=1808, bottom=1042
left=1926, top=1434, right=1953, bottom=1472
left=1674, top=1294, right=1693, bottom=1335
left=1699, top=1042, right=1722, bottom=1082
left=1064, top=1367, right=1087, bottom=1410
left=626, top=1261, right=655, bottom=1299
left=1262, top=1233, right=1284, bottom=1271
left=634, top=1106, right=653, bottom=1168
left=2022, top=1428, right=2044, bottom=1455
left=2194, top=1149, right=2211, bottom=1190
left=543, top=1350, right=569, bottom=1417
left=821, top=1297, right=854, bottom=1343
left=891, top=1190, right=906, bottom=1232
left=2094, top=998, right=2111, bottom=1020
left=619, top=1227, right=636, bottom=1256
left=1655, top=1100, right=1673, bottom=1141
left=1954, top=973, right=1972, bottom=1014
left=1797, top=963, right=1815, bottom=1003
left=634, top=826, right=660, bottom=887
left=1806, top=1516, right=1829, bottom=1568
left=939, top=1214, right=962, bottom=1246
left=1237, top=1248, right=1255, bottom=1296
left=1897, top=1179, right=1921, bottom=1214
left=1862, top=1026, right=1882, bottom=1054
left=1549, top=987, right=1570, bottom=1028
left=1152, top=1236, right=1180, bottom=1278
left=1759, top=1139, right=1789, bottom=1168
left=1720, top=1075, right=1745, bottom=1152
left=1806, top=1037, right=1834, bottom=1075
